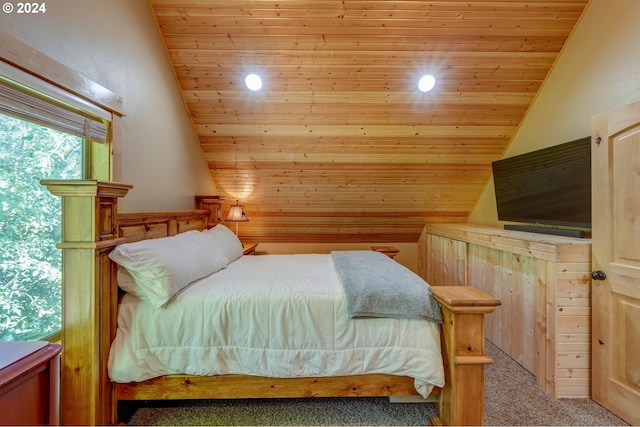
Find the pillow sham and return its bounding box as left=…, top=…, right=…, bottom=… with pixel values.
left=203, top=223, right=244, bottom=263
left=109, top=230, right=229, bottom=308
left=116, top=266, right=141, bottom=297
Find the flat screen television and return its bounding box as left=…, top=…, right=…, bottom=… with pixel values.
left=491, top=136, right=591, bottom=237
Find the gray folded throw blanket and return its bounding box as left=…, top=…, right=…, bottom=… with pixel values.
left=331, top=250, right=442, bottom=323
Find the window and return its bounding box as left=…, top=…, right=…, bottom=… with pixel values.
left=0, top=72, right=113, bottom=342
left=0, top=113, right=83, bottom=340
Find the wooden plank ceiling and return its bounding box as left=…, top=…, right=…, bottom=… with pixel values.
left=149, top=0, right=589, bottom=243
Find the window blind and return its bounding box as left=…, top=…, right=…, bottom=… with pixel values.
left=0, top=77, right=109, bottom=142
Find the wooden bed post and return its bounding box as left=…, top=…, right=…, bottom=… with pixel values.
left=42, top=180, right=132, bottom=426
left=430, top=286, right=501, bottom=426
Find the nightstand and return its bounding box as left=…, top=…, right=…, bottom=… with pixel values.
left=242, top=242, right=259, bottom=255
left=0, top=341, right=62, bottom=426
left=371, top=245, right=399, bottom=259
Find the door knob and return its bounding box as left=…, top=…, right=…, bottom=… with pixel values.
left=591, top=270, right=607, bottom=281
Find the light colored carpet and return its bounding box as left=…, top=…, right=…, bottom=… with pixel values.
left=484, top=340, right=628, bottom=426
left=124, top=340, right=630, bottom=426
left=125, top=397, right=436, bottom=425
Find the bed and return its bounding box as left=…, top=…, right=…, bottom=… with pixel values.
left=42, top=179, right=500, bottom=426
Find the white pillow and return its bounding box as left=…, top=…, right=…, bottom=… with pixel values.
left=117, top=266, right=142, bottom=297
left=109, top=230, right=229, bottom=308
left=203, top=224, right=244, bottom=263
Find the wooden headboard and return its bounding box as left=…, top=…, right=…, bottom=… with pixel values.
left=117, top=195, right=225, bottom=242
left=118, top=210, right=211, bottom=242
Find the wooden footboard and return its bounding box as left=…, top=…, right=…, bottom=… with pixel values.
left=43, top=180, right=500, bottom=426
left=116, top=373, right=421, bottom=400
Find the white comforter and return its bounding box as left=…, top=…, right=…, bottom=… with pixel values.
left=108, top=254, right=444, bottom=397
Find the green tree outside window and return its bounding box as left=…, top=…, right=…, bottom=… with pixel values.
left=0, top=112, right=82, bottom=341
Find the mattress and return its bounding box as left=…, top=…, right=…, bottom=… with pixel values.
left=108, top=254, right=444, bottom=397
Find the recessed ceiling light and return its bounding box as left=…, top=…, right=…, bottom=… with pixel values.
left=245, top=74, right=262, bottom=91
left=418, top=74, right=436, bottom=93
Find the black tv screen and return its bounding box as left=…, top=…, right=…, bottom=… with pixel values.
left=492, top=137, right=591, bottom=229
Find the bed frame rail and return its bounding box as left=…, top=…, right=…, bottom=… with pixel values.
left=43, top=180, right=500, bottom=426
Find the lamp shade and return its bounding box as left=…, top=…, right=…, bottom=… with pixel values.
left=226, top=201, right=249, bottom=222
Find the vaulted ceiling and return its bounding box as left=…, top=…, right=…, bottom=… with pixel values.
left=149, top=0, right=590, bottom=243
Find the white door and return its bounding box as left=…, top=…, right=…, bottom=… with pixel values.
left=591, top=100, right=640, bottom=426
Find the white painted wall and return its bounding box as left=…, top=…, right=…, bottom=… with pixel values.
left=0, top=0, right=215, bottom=210
left=469, top=0, right=640, bottom=226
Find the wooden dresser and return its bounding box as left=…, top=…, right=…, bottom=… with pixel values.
left=0, top=341, right=62, bottom=426
left=418, top=223, right=592, bottom=398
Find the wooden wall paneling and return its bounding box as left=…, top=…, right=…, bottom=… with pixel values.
left=489, top=247, right=504, bottom=350
left=424, top=234, right=439, bottom=286
left=554, top=246, right=592, bottom=397
left=420, top=223, right=592, bottom=398
left=424, top=233, right=466, bottom=287
left=499, top=249, right=515, bottom=362
left=545, top=259, right=559, bottom=395
left=506, top=250, right=536, bottom=372
left=486, top=247, right=500, bottom=349
left=519, top=253, right=537, bottom=372
left=448, top=237, right=468, bottom=286
left=468, top=245, right=491, bottom=335
left=512, top=253, right=525, bottom=366
left=419, top=231, right=432, bottom=282
left=467, top=244, right=493, bottom=339
left=417, top=227, right=427, bottom=281
left=536, top=259, right=552, bottom=393
left=466, top=244, right=536, bottom=373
